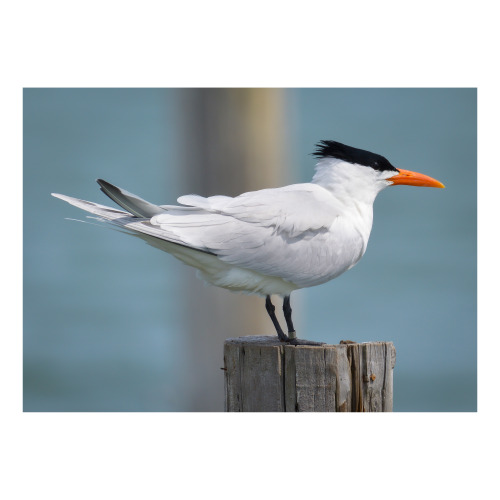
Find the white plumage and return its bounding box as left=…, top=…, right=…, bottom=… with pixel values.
left=52, top=140, right=444, bottom=344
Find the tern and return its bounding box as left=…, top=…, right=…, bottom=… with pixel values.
left=52, top=140, right=444, bottom=345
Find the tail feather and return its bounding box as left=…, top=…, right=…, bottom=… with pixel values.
left=51, top=193, right=131, bottom=220
left=51, top=192, right=217, bottom=257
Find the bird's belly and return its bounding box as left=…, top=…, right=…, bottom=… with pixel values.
left=199, top=265, right=300, bottom=296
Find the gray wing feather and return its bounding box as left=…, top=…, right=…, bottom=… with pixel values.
left=97, top=179, right=168, bottom=218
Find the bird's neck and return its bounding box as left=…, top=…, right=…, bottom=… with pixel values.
left=311, top=159, right=391, bottom=247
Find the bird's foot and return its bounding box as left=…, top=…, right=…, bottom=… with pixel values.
left=278, top=333, right=325, bottom=346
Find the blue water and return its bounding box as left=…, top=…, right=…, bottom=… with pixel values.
left=23, top=88, right=476, bottom=411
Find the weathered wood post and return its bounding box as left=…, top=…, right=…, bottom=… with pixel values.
left=224, top=336, right=396, bottom=412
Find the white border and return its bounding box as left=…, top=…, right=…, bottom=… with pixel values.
left=3, top=1, right=496, bottom=498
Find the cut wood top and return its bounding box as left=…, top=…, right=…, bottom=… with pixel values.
left=225, top=335, right=394, bottom=349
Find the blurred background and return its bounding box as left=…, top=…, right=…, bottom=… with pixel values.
left=23, top=88, right=476, bottom=411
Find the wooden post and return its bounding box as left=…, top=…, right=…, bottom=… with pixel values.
left=224, top=336, right=396, bottom=412
left=178, top=89, right=290, bottom=411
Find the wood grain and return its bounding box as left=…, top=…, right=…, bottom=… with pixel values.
left=224, top=336, right=396, bottom=412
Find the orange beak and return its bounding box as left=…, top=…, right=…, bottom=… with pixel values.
left=388, top=169, right=445, bottom=188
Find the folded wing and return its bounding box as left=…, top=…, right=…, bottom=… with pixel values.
left=152, top=184, right=343, bottom=285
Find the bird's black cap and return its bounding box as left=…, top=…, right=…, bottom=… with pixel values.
left=313, top=140, right=398, bottom=172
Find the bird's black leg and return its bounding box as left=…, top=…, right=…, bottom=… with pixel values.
left=265, top=295, right=290, bottom=342
left=283, top=295, right=296, bottom=338
left=265, top=295, right=325, bottom=346
left=282, top=295, right=326, bottom=346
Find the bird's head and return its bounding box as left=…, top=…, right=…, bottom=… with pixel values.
left=312, top=140, right=444, bottom=202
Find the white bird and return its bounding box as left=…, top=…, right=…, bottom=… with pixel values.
left=52, top=140, right=444, bottom=345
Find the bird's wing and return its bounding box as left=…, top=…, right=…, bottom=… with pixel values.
left=53, top=182, right=348, bottom=286
left=216, top=185, right=339, bottom=237
left=151, top=184, right=344, bottom=284
left=96, top=179, right=168, bottom=218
